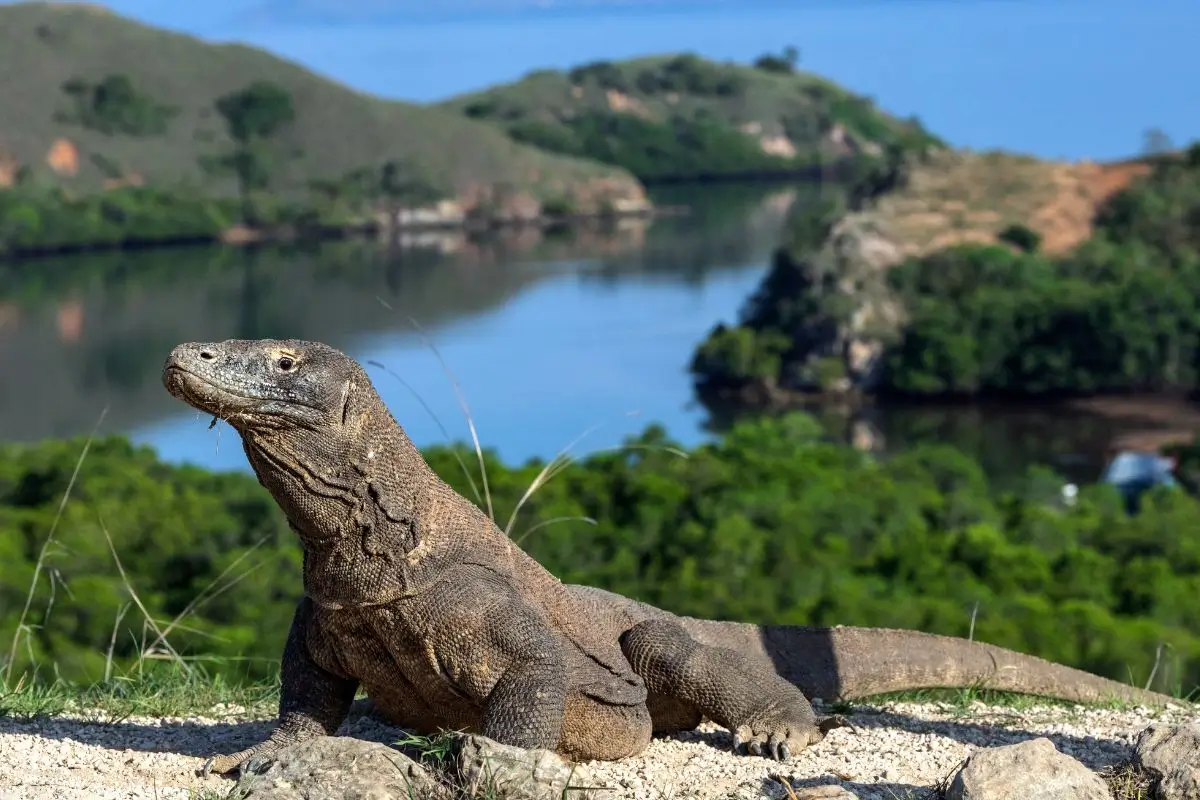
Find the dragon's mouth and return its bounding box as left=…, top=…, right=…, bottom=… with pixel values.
left=162, top=364, right=320, bottom=433
left=162, top=365, right=253, bottom=420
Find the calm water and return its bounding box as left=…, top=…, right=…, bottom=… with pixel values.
left=1, top=182, right=1197, bottom=487
left=0, top=184, right=797, bottom=469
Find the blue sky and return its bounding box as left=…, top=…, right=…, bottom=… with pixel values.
left=13, top=0, right=1200, bottom=160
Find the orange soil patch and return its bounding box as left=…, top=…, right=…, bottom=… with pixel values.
left=1030, top=159, right=1151, bottom=253
left=45, top=137, right=79, bottom=176
left=871, top=150, right=1153, bottom=258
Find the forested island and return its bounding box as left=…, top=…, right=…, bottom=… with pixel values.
left=691, top=142, right=1200, bottom=405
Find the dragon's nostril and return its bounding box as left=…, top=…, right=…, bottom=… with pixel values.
left=199, top=350, right=215, bottom=361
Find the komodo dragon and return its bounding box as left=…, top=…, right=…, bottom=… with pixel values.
left=161, top=338, right=1173, bottom=775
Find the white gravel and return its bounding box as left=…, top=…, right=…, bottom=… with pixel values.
left=0, top=700, right=1192, bottom=799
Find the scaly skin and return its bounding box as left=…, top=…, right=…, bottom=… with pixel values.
left=161, top=339, right=1174, bottom=775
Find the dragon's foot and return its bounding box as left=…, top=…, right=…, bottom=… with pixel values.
left=197, top=716, right=330, bottom=778
left=730, top=717, right=822, bottom=761
left=198, top=740, right=295, bottom=778
left=730, top=711, right=852, bottom=761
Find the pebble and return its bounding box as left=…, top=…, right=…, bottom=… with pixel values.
left=0, top=700, right=1192, bottom=799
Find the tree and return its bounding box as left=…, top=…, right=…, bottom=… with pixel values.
left=380, top=160, right=440, bottom=208
left=215, top=82, right=295, bottom=143
left=997, top=223, right=1041, bottom=253
left=753, top=45, right=801, bottom=75
left=207, top=82, right=297, bottom=224
left=305, top=160, right=441, bottom=227
left=1142, top=127, right=1174, bottom=156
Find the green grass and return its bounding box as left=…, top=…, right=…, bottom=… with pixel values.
left=0, top=663, right=278, bottom=721
left=831, top=687, right=1142, bottom=718
left=438, top=53, right=943, bottom=181
left=1100, top=763, right=1155, bottom=800
left=393, top=729, right=462, bottom=767
left=0, top=2, right=637, bottom=201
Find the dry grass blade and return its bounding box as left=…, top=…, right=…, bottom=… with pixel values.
left=103, top=601, right=132, bottom=683
left=140, top=538, right=269, bottom=659
left=1100, top=762, right=1155, bottom=800
left=366, top=357, right=486, bottom=509
left=506, top=440, right=688, bottom=541
left=1144, top=642, right=1166, bottom=691
left=98, top=516, right=192, bottom=676
left=770, top=775, right=800, bottom=800
left=501, top=418, right=612, bottom=538
left=375, top=297, right=494, bottom=521
left=3, top=405, right=108, bottom=687
left=503, top=452, right=574, bottom=538
left=512, top=515, right=597, bottom=546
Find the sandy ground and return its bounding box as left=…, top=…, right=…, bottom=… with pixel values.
left=0, top=699, right=1192, bottom=799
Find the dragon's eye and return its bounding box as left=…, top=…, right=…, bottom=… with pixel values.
left=277, top=356, right=295, bottom=371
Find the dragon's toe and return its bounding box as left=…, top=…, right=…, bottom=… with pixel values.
left=731, top=719, right=823, bottom=761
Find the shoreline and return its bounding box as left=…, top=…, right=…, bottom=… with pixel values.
left=0, top=164, right=883, bottom=263
left=0, top=203, right=691, bottom=262
left=0, top=160, right=898, bottom=262
left=698, top=382, right=1200, bottom=418
left=698, top=385, right=1200, bottom=453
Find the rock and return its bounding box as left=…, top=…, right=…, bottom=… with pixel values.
left=457, top=734, right=604, bottom=800
left=224, top=733, right=611, bottom=800
left=791, top=786, right=859, bottom=799
left=227, top=735, right=451, bottom=800
left=944, top=738, right=1112, bottom=800
left=1134, top=723, right=1200, bottom=799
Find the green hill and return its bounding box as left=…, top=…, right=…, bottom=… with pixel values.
left=438, top=52, right=944, bottom=182
left=0, top=2, right=644, bottom=212
left=689, top=144, right=1200, bottom=407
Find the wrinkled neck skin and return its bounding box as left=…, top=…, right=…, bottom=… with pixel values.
left=237, top=398, right=442, bottom=609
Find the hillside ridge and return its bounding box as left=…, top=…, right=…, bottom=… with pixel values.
left=437, top=51, right=943, bottom=182
left=0, top=1, right=645, bottom=215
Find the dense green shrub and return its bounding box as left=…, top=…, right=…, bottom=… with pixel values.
left=884, top=240, right=1200, bottom=396
left=508, top=110, right=798, bottom=181
left=0, top=153, right=445, bottom=255
left=997, top=223, right=1041, bottom=252
left=634, top=55, right=747, bottom=97
left=567, top=60, right=630, bottom=92
left=690, top=324, right=791, bottom=389
left=0, top=186, right=237, bottom=255
left=2, top=417, right=1198, bottom=696
left=57, top=73, right=180, bottom=137
left=753, top=46, right=800, bottom=75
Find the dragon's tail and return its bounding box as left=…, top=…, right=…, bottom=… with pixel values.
left=677, top=618, right=1176, bottom=707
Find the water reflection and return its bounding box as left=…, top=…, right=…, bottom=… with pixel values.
left=705, top=397, right=1200, bottom=490
left=6, top=178, right=1188, bottom=487
left=0, top=182, right=803, bottom=452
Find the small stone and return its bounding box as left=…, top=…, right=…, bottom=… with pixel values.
left=944, top=738, right=1112, bottom=800
left=457, top=734, right=605, bottom=800
left=227, top=735, right=451, bottom=799
left=792, top=786, right=859, bottom=799
left=1134, top=723, right=1200, bottom=800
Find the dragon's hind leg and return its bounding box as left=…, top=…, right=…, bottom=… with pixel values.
left=620, top=618, right=835, bottom=761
